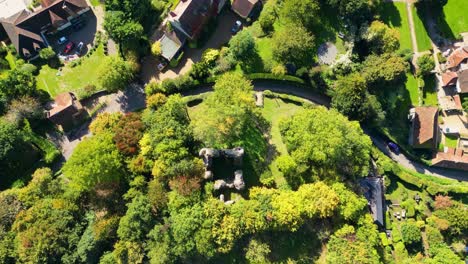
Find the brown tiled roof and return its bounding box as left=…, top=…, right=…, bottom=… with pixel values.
left=432, top=147, right=468, bottom=171
left=0, top=0, right=89, bottom=59
left=441, top=71, right=458, bottom=87
left=412, top=107, right=438, bottom=146
left=458, top=70, right=468, bottom=93
left=48, top=92, right=83, bottom=116
left=231, top=0, right=259, bottom=18
left=439, top=95, right=463, bottom=111
left=169, top=0, right=213, bottom=39
left=446, top=46, right=468, bottom=69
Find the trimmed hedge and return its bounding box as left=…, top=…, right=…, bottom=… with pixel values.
left=247, top=73, right=306, bottom=84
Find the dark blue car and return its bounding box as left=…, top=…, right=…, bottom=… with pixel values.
left=387, top=142, right=400, bottom=154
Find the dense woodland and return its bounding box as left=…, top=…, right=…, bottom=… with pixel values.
left=0, top=0, right=466, bottom=263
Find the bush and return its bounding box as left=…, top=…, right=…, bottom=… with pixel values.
left=247, top=73, right=306, bottom=84
left=151, top=41, right=162, bottom=56
left=169, top=51, right=184, bottom=67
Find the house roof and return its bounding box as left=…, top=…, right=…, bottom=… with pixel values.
left=441, top=71, right=458, bottom=87
left=360, top=177, right=385, bottom=227
left=432, top=147, right=468, bottom=171
left=0, top=0, right=28, bottom=19
left=169, top=0, right=212, bottom=39
left=159, top=30, right=186, bottom=61
left=439, top=95, right=463, bottom=111
left=457, top=69, right=468, bottom=93
left=48, top=92, right=83, bottom=118
left=0, top=0, right=89, bottom=58
left=446, top=46, right=468, bottom=69
left=412, top=107, right=438, bottom=146
left=231, top=0, right=259, bottom=18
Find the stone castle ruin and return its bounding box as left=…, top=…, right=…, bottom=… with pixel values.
left=199, top=147, right=246, bottom=195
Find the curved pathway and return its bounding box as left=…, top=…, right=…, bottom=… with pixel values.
left=183, top=81, right=467, bottom=181
left=58, top=81, right=467, bottom=181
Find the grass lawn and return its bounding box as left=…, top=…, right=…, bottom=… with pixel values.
left=380, top=2, right=413, bottom=51
left=89, top=0, right=101, bottom=6
left=406, top=73, right=419, bottom=106
left=37, top=44, right=108, bottom=98
left=441, top=0, right=468, bottom=38
left=261, top=97, right=302, bottom=190
left=411, top=5, right=432, bottom=52
left=422, top=75, right=438, bottom=106
left=445, top=135, right=459, bottom=148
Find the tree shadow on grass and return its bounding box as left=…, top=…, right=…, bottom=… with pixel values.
left=378, top=2, right=402, bottom=28
left=415, top=2, right=456, bottom=42
left=240, top=50, right=265, bottom=74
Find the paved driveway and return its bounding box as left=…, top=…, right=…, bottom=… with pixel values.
left=141, top=10, right=239, bottom=83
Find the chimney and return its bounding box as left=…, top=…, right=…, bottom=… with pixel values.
left=170, top=11, right=177, bottom=17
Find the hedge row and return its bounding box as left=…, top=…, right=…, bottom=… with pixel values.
left=247, top=73, right=306, bottom=84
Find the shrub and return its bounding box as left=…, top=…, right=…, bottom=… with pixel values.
left=146, top=93, right=167, bottom=110
left=113, top=113, right=145, bottom=156
left=169, top=51, right=184, bottom=67
left=151, top=41, right=162, bottom=57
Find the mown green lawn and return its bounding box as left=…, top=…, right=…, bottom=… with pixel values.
left=406, top=73, right=419, bottom=106
left=261, top=97, right=302, bottom=190
left=441, top=0, right=468, bottom=38
left=422, top=75, right=438, bottom=106
left=411, top=5, right=432, bottom=52
left=380, top=2, right=413, bottom=51
left=37, top=44, right=109, bottom=98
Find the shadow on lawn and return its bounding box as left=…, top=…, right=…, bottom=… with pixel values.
left=415, top=2, right=456, bottom=43
left=378, top=2, right=402, bottom=28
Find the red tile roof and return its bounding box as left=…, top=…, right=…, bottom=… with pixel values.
left=446, top=46, right=468, bottom=69
left=458, top=69, right=468, bottom=94
left=231, top=0, right=259, bottom=18
left=412, top=107, right=438, bottom=147
left=432, top=147, right=468, bottom=171
left=441, top=71, right=458, bottom=87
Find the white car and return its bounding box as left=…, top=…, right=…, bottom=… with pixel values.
left=57, top=36, right=68, bottom=45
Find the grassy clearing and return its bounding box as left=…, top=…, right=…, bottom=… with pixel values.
left=441, top=0, right=468, bottom=38
left=37, top=44, right=108, bottom=98
left=380, top=2, right=413, bottom=51
left=411, top=5, right=432, bottom=52
left=406, top=73, right=419, bottom=106
left=89, top=0, right=101, bottom=6
left=261, top=97, right=302, bottom=190
left=422, top=75, right=438, bottom=106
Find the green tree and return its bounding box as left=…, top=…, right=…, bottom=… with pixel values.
left=104, top=11, right=144, bottom=44
left=271, top=25, right=315, bottom=66
left=228, top=30, right=256, bottom=61
left=4, top=96, right=43, bottom=125
left=416, top=54, right=435, bottom=76
left=362, top=53, right=407, bottom=84
left=325, top=0, right=379, bottom=23
left=258, top=1, right=277, bottom=34
left=63, top=132, right=124, bottom=192
left=12, top=199, right=82, bottom=263
left=401, top=220, right=422, bottom=245
left=280, top=0, right=319, bottom=29
left=39, top=47, right=56, bottom=60
left=192, top=73, right=255, bottom=147
left=0, top=69, right=36, bottom=113
left=99, top=56, right=134, bottom=92
left=89, top=112, right=123, bottom=135
left=151, top=41, right=162, bottom=56
left=363, top=20, right=400, bottom=54
left=331, top=73, right=384, bottom=123
left=117, top=195, right=154, bottom=243
left=245, top=239, right=271, bottom=264
left=279, top=107, right=372, bottom=182
left=0, top=120, right=22, bottom=161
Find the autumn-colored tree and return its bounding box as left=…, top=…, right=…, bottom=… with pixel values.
left=113, top=113, right=145, bottom=156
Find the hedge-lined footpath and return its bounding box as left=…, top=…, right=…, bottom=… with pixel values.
left=375, top=147, right=468, bottom=195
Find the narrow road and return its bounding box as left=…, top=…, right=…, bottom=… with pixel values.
left=57, top=81, right=467, bottom=181
left=184, top=82, right=467, bottom=181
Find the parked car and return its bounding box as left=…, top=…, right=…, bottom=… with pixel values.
left=63, top=42, right=75, bottom=54
left=76, top=42, right=84, bottom=54
left=231, top=21, right=242, bottom=34
left=387, top=142, right=400, bottom=154
left=57, top=36, right=68, bottom=45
